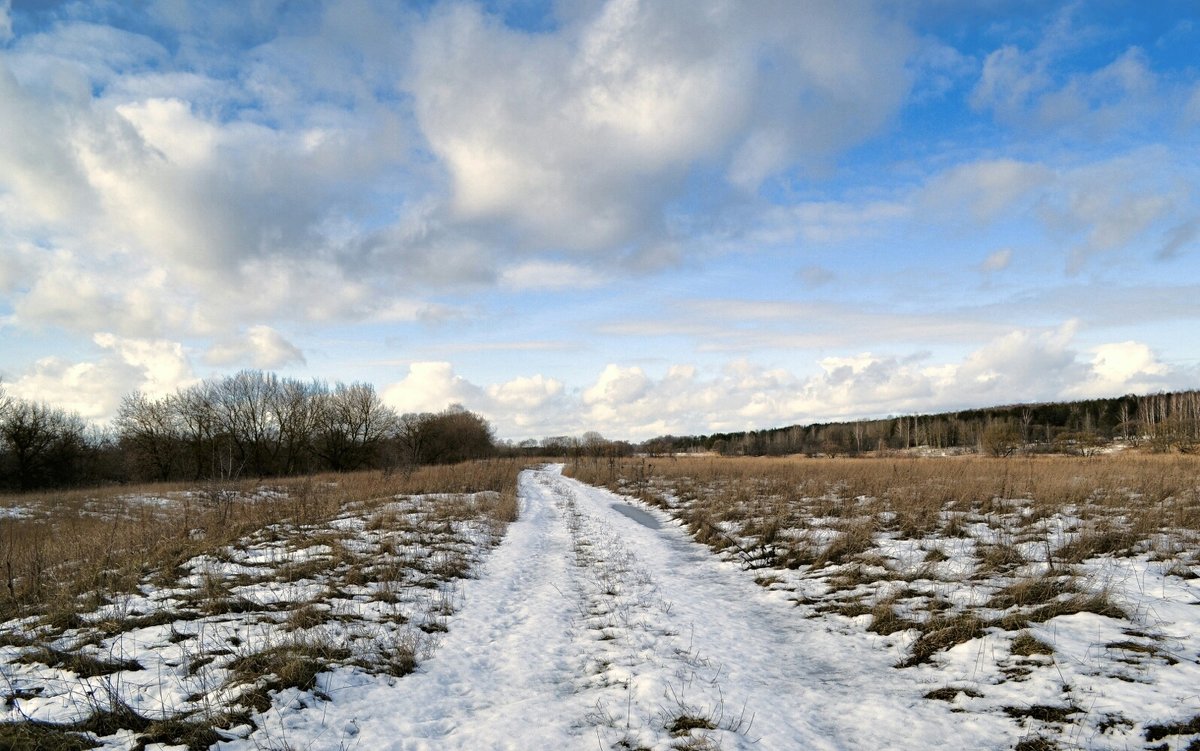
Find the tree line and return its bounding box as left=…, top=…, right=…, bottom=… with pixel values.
left=644, top=391, right=1200, bottom=458
left=0, top=371, right=495, bottom=491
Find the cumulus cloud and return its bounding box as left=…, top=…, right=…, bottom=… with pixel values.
left=410, top=1, right=911, bottom=253
left=0, top=9, right=427, bottom=346
left=485, top=375, right=568, bottom=434
left=6, top=357, right=124, bottom=420
left=9, top=0, right=922, bottom=347
left=487, top=374, right=564, bottom=411
left=1072, top=341, right=1170, bottom=398
left=204, top=326, right=306, bottom=369
left=6, top=333, right=196, bottom=419
left=382, top=362, right=485, bottom=415
left=3, top=1, right=1197, bottom=439
left=968, top=7, right=1167, bottom=136
left=91, top=333, right=196, bottom=398
left=377, top=324, right=1191, bottom=441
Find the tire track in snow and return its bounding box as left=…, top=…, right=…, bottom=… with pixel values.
left=540, top=466, right=1005, bottom=750
left=244, top=466, right=998, bottom=750
left=356, top=468, right=586, bottom=748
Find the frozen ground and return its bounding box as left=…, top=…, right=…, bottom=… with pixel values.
left=3, top=465, right=1199, bottom=749
left=239, top=465, right=1004, bottom=750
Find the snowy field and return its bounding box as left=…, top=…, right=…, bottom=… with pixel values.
left=2, top=460, right=1199, bottom=750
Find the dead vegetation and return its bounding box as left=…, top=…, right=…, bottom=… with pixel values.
left=567, top=451, right=1200, bottom=745
left=0, top=459, right=526, bottom=749
left=0, top=460, right=523, bottom=623
left=566, top=446, right=1200, bottom=662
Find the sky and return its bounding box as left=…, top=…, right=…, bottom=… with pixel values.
left=1, top=0, right=1198, bottom=442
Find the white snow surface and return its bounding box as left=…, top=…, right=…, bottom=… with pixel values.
left=8, top=466, right=1197, bottom=749
left=225, top=466, right=1000, bottom=750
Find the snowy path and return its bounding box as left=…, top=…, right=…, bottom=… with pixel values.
left=237, top=466, right=1006, bottom=750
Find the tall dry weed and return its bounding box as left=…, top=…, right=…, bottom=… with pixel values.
left=0, top=459, right=529, bottom=623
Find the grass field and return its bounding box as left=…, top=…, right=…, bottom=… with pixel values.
left=0, top=460, right=522, bottom=750
left=2, top=452, right=1198, bottom=749
left=567, top=452, right=1200, bottom=750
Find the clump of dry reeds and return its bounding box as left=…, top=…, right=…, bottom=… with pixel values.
left=567, top=452, right=1199, bottom=666
left=0, top=459, right=528, bottom=624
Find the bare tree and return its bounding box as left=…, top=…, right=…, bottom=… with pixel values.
left=269, top=378, right=321, bottom=474
left=212, top=370, right=281, bottom=477
left=0, top=400, right=86, bottom=489
left=312, top=382, right=398, bottom=471
left=175, top=382, right=221, bottom=480
left=395, top=405, right=494, bottom=466
left=115, top=392, right=182, bottom=481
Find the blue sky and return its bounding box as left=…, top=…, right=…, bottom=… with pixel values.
left=1, top=0, right=1198, bottom=441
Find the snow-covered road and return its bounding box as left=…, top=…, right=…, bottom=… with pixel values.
left=236, top=466, right=1008, bottom=750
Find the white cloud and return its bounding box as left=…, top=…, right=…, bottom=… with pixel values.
left=1032, top=150, right=1182, bottom=273
left=1034, top=47, right=1157, bottom=132
left=953, top=321, right=1080, bottom=400
left=771, top=200, right=910, bottom=245
left=1070, top=341, right=1170, bottom=398
left=0, top=64, right=97, bottom=229
left=3, top=1, right=1197, bottom=441
left=487, top=374, right=564, bottom=411
left=971, top=43, right=1049, bottom=119
left=0, top=238, right=37, bottom=294
left=375, top=323, right=1192, bottom=442
left=921, top=159, right=1053, bottom=224
left=0, top=15, right=435, bottom=346
left=7, top=333, right=196, bottom=420
left=381, top=362, right=484, bottom=415
left=115, top=97, right=218, bottom=167
left=371, top=300, right=465, bottom=324
left=1187, top=82, right=1200, bottom=124
left=7, top=356, right=123, bottom=420
left=981, top=248, right=1013, bottom=272
left=1090, top=341, right=1167, bottom=382
left=913, top=150, right=1191, bottom=272
left=582, top=364, right=650, bottom=407
left=410, top=1, right=911, bottom=252
left=968, top=8, right=1174, bottom=138
left=204, top=326, right=306, bottom=369
left=410, top=2, right=738, bottom=250
left=91, top=332, right=196, bottom=399
left=500, top=261, right=607, bottom=291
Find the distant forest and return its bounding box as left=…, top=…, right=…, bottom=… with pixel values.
left=0, top=371, right=494, bottom=492
left=3, top=375, right=1199, bottom=492
left=640, top=390, right=1200, bottom=458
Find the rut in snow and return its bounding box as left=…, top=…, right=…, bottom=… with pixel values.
left=233, top=466, right=992, bottom=750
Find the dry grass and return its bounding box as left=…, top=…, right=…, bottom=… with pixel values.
left=0, top=459, right=529, bottom=748
left=567, top=452, right=1198, bottom=670
left=986, top=575, right=1076, bottom=610
left=867, top=595, right=917, bottom=635
left=568, top=454, right=1200, bottom=532
left=0, top=459, right=528, bottom=624
left=1011, top=631, right=1055, bottom=657
left=902, top=612, right=988, bottom=666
